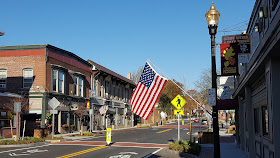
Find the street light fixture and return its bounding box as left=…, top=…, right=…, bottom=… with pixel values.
left=205, top=2, right=221, bottom=158
left=0, top=31, right=5, bottom=36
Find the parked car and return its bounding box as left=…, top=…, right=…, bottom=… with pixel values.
left=194, top=119, right=199, bottom=122
left=201, top=119, right=207, bottom=125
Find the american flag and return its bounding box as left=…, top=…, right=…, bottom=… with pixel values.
left=130, top=62, right=167, bottom=120
left=99, top=106, right=107, bottom=115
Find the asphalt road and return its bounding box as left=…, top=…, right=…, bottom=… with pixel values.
left=0, top=121, right=208, bottom=158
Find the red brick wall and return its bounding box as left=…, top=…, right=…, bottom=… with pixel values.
left=0, top=49, right=46, bottom=93
left=46, top=53, right=91, bottom=98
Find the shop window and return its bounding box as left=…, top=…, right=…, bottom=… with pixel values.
left=23, top=68, right=33, bottom=88
left=262, top=106, right=269, bottom=136
left=0, top=69, right=7, bottom=88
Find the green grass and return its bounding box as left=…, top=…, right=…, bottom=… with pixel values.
left=0, top=137, right=45, bottom=145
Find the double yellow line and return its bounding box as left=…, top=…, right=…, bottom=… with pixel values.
left=156, top=128, right=173, bottom=133
left=57, top=146, right=108, bottom=158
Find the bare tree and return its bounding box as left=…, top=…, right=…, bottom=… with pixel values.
left=131, top=66, right=143, bottom=84
left=195, top=68, right=212, bottom=105
left=3, top=96, right=28, bottom=137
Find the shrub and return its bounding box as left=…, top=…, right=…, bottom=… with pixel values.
left=45, top=135, right=64, bottom=140
left=187, top=141, right=201, bottom=156
left=168, top=140, right=201, bottom=156
left=168, top=140, right=189, bottom=152
left=82, top=132, right=95, bottom=136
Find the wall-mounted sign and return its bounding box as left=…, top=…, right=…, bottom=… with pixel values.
left=89, top=90, right=96, bottom=98
left=219, top=76, right=234, bottom=87
left=239, top=54, right=249, bottom=63
left=86, top=101, right=90, bottom=109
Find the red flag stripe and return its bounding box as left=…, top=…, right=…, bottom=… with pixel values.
left=131, top=84, right=145, bottom=111
left=133, top=85, right=149, bottom=115
left=137, top=76, right=161, bottom=116
left=141, top=77, right=164, bottom=118
left=135, top=76, right=160, bottom=115
left=131, top=84, right=146, bottom=112
left=143, top=78, right=167, bottom=119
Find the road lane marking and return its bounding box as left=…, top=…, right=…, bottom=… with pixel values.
left=156, top=128, right=172, bottom=133
left=143, top=148, right=163, bottom=158
left=0, top=144, right=50, bottom=154
left=56, top=146, right=108, bottom=158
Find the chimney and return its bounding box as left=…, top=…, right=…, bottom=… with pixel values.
left=127, top=72, right=131, bottom=80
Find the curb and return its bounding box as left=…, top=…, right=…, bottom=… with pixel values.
left=0, top=142, right=48, bottom=148
left=146, top=147, right=198, bottom=158
left=45, top=139, right=68, bottom=143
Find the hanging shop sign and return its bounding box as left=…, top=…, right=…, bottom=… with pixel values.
left=222, top=34, right=251, bottom=54
left=220, top=43, right=239, bottom=76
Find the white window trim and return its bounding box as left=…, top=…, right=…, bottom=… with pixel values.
left=52, top=69, right=65, bottom=93
left=23, top=68, right=33, bottom=88
left=0, top=69, right=7, bottom=88
left=74, top=76, right=84, bottom=97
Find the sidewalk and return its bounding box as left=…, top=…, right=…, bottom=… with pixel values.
left=198, top=129, right=248, bottom=158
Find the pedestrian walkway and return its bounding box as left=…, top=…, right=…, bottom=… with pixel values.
left=198, top=129, right=248, bottom=158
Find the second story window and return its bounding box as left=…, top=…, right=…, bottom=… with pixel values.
left=73, top=76, right=84, bottom=97
left=23, top=68, right=33, bottom=88
left=0, top=69, right=7, bottom=88
left=53, top=69, right=65, bottom=93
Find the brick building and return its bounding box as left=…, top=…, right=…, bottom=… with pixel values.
left=0, top=44, right=92, bottom=134
left=88, top=60, right=136, bottom=129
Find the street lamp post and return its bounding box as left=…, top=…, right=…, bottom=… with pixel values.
left=205, top=2, right=220, bottom=158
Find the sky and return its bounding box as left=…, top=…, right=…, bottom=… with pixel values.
left=0, top=0, right=255, bottom=90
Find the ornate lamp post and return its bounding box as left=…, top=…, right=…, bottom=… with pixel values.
left=205, top=2, right=220, bottom=158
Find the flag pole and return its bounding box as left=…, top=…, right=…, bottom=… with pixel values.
left=147, top=59, right=212, bottom=116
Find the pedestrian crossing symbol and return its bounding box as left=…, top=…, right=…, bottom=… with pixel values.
left=171, top=94, right=186, bottom=110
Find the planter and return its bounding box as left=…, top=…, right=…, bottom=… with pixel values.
left=0, top=127, right=16, bottom=138
left=34, top=129, right=43, bottom=138
left=198, top=132, right=213, bottom=144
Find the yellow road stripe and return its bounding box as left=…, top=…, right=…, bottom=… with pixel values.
left=64, top=146, right=105, bottom=157
left=57, top=146, right=106, bottom=158
left=56, top=146, right=107, bottom=158
left=156, top=128, right=173, bottom=133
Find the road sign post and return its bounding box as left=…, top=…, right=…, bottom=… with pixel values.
left=50, top=110, right=58, bottom=139
left=14, top=102, right=21, bottom=142
left=48, top=97, right=60, bottom=139
left=171, top=95, right=186, bottom=141
left=89, top=109, right=93, bottom=132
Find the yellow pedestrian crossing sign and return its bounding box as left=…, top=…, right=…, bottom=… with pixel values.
left=171, top=94, right=186, bottom=110
left=174, top=110, right=184, bottom=115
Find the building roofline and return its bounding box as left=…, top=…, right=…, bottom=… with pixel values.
left=0, top=44, right=91, bottom=67
left=87, top=59, right=136, bottom=86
